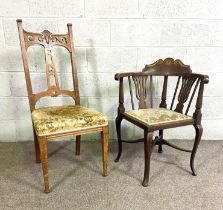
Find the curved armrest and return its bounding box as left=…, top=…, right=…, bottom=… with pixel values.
left=191, top=73, right=209, bottom=84
left=115, top=71, right=149, bottom=80
left=115, top=72, right=209, bottom=84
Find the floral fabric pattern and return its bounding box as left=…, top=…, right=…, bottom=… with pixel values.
left=32, top=105, right=108, bottom=136
left=124, top=108, right=192, bottom=127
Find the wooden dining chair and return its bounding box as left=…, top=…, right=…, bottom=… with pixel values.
left=114, top=58, right=209, bottom=187
left=17, top=19, right=109, bottom=193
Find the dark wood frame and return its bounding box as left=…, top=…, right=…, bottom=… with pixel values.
left=17, top=19, right=109, bottom=193
left=114, top=58, right=209, bottom=187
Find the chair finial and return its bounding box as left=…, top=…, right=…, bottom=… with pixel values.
left=16, top=19, right=22, bottom=23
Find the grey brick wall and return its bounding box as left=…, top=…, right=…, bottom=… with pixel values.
left=0, top=0, right=222, bottom=141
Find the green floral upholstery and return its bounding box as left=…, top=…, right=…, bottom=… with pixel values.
left=32, top=105, right=108, bottom=136
left=124, top=108, right=193, bottom=127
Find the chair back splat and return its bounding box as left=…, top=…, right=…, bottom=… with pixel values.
left=142, top=58, right=209, bottom=117
left=17, top=19, right=80, bottom=112
left=115, top=58, right=209, bottom=119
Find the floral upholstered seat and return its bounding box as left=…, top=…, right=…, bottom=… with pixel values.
left=32, top=105, right=108, bottom=136
left=124, top=108, right=193, bottom=127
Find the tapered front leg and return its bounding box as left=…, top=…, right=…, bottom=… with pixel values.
left=190, top=124, right=203, bottom=176
left=38, top=136, right=50, bottom=193
left=101, top=126, right=109, bottom=176
left=115, top=116, right=123, bottom=162
left=75, top=135, right=81, bottom=156
left=142, top=131, right=153, bottom=187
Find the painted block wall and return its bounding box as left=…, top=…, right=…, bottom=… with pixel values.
left=0, top=0, right=222, bottom=141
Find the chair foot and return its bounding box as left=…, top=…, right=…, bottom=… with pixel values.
left=158, top=145, right=163, bottom=153
left=44, top=187, right=50, bottom=193
left=142, top=180, right=149, bottom=187
left=103, top=172, right=108, bottom=177
left=191, top=156, right=197, bottom=176
left=36, top=159, right=41, bottom=164
left=114, top=145, right=122, bottom=162
left=191, top=170, right=197, bottom=176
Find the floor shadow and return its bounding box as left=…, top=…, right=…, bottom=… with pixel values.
left=5, top=172, right=42, bottom=192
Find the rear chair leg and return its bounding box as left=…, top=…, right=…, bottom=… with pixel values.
left=38, top=136, right=50, bottom=193
left=158, top=130, right=163, bottom=153
left=33, top=127, right=41, bottom=163
left=76, top=135, right=81, bottom=155
left=158, top=144, right=163, bottom=153
left=101, top=126, right=109, bottom=176
left=115, top=116, right=123, bottom=162
left=190, top=124, right=203, bottom=176
left=142, top=131, right=153, bottom=187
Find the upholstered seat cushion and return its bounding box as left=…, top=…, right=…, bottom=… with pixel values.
left=32, top=105, right=108, bottom=136
left=124, top=108, right=193, bottom=127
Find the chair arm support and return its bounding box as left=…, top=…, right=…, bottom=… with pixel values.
left=116, top=78, right=125, bottom=115
left=193, top=74, right=209, bottom=124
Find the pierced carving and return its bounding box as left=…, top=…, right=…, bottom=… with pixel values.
left=53, top=36, right=68, bottom=44
left=38, top=30, right=68, bottom=45
left=27, top=34, right=34, bottom=41
left=38, top=30, right=52, bottom=44
left=23, top=30, right=71, bottom=51
left=175, top=77, right=197, bottom=113
left=44, top=47, right=60, bottom=94
left=132, top=75, right=148, bottom=109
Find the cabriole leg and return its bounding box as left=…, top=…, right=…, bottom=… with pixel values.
left=190, top=124, right=203, bottom=176
left=142, top=131, right=153, bottom=187
left=115, top=116, right=123, bottom=162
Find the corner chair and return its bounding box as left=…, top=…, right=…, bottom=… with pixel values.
left=114, top=58, right=209, bottom=187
